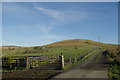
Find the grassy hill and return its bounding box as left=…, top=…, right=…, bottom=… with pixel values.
left=45, top=39, right=114, bottom=47
left=2, top=39, right=117, bottom=57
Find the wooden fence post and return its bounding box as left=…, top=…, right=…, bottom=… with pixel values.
left=60, top=54, right=64, bottom=69
left=26, top=56, right=30, bottom=69
left=69, top=56, right=71, bottom=63
left=75, top=56, right=77, bottom=62
left=16, top=59, right=18, bottom=69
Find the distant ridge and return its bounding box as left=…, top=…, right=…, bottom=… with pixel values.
left=1, top=46, right=21, bottom=49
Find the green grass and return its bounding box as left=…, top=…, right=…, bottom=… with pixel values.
left=2, top=44, right=115, bottom=64
left=2, top=38, right=116, bottom=58
left=3, top=45, right=97, bottom=57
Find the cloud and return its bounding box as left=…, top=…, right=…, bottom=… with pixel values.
left=34, top=4, right=93, bottom=22
left=33, top=2, right=61, bottom=20
left=34, top=6, right=62, bottom=20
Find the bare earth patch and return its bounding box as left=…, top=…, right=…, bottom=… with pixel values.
left=2, top=70, right=62, bottom=80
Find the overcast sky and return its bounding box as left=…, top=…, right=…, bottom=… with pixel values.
left=2, top=2, right=118, bottom=46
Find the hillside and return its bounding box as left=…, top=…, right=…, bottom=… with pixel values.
left=2, top=39, right=117, bottom=57
left=44, top=39, right=115, bottom=47
left=2, top=39, right=116, bottom=49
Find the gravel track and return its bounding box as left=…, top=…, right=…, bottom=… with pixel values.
left=51, top=51, right=109, bottom=79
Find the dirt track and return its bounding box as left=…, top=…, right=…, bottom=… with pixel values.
left=51, top=51, right=109, bottom=79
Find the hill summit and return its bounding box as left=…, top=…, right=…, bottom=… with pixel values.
left=45, top=39, right=112, bottom=47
